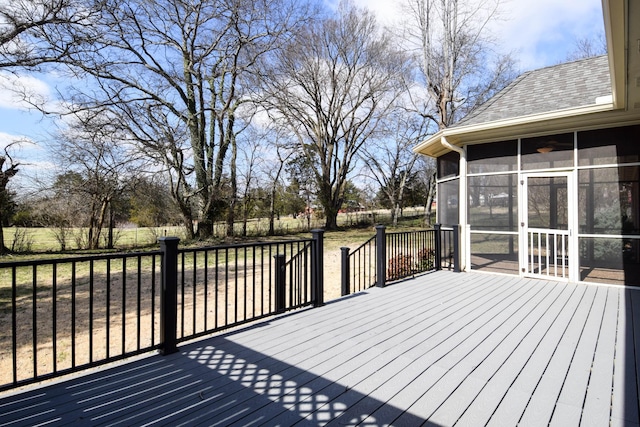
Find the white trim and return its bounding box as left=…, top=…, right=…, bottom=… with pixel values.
left=467, top=170, right=518, bottom=178
left=436, top=175, right=460, bottom=184
left=519, top=171, right=577, bottom=282
left=577, top=161, right=640, bottom=170
left=579, top=233, right=640, bottom=240
left=415, top=110, right=640, bottom=159
left=470, top=230, right=518, bottom=235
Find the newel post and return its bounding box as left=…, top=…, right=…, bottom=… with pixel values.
left=375, top=225, right=386, bottom=288
left=159, top=237, right=179, bottom=355
left=274, top=254, right=286, bottom=313
left=453, top=224, right=461, bottom=273
left=341, top=247, right=350, bottom=296
left=311, top=229, right=324, bottom=307
left=434, top=224, right=442, bottom=271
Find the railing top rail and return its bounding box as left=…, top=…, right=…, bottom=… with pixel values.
left=527, top=228, right=570, bottom=235
left=0, top=249, right=163, bottom=268
left=284, top=241, right=313, bottom=268
left=178, top=238, right=314, bottom=254
left=0, top=237, right=317, bottom=268
left=386, top=229, right=434, bottom=236
left=350, top=235, right=376, bottom=254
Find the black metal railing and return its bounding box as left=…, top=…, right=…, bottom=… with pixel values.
left=0, top=230, right=324, bottom=391
left=340, top=235, right=376, bottom=295
left=386, top=229, right=438, bottom=281
left=0, top=225, right=458, bottom=391
left=172, top=237, right=321, bottom=346
left=0, top=251, right=164, bottom=391
left=340, top=224, right=460, bottom=296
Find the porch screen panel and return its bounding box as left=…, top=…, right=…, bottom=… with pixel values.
left=579, top=237, right=640, bottom=285
left=470, top=234, right=519, bottom=274
left=521, top=133, right=574, bottom=170
left=578, top=124, right=640, bottom=166
left=467, top=140, right=517, bottom=174
left=577, top=125, right=640, bottom=286
left=578, top=165, right=640, bottom=286
left=437, top=178, right=459, bottom=226
left=578, top=167, right=639, bottom=235
left=437, top=151, right=460, bottom=179
left=468, top=175, right=517, bottom=231
left=527, top=176, right=568, bottom=230
left=467, top=141, right=518, bottom=273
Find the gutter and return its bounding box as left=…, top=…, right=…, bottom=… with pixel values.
left=440, top=136, right=467, bottom=272
left=440, top=135, right=464, bottom=155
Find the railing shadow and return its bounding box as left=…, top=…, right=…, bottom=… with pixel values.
left=0, top=333, right=443, bottom=426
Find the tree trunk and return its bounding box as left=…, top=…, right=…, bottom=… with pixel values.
left=325, top=211, right=339, bottom=230
left=269, top=187, right=276, bottom=235
left=424, top=172, right=436, bottom=226
left=392, top=203, right=400, bottom=226
left=107, top=202, right=114, bottom=249
left=0, top=223, right=6, bottom=255
left=225, top=115, right=238, bottom=238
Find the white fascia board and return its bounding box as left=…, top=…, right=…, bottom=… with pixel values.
left=414, top=103, right=618, bottom=157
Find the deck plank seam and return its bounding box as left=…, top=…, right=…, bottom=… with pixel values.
left=308, top=276, right=551, bottom=426
left=480, top=283, right=579, bottom=425
left=356, top=281, right=565, bottom=425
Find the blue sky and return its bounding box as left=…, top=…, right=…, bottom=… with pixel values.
left=0, top=0, right=606, bottom=184
left=357, top=0, right=605, bottom=70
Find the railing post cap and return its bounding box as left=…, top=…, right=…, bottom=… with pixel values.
left=158, top=236, right=180, bottom=243
left=375, top=224, right=385, bottom=230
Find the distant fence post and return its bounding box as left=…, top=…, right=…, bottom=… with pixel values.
left=341, top=247, right=350, bottom=296
left=434, top=224, right=442, bottom=271
left=274, top=254, right=286, bottom=313
left=159, top=237, right=179, bottom=355
left=453, top=224, right=461, bottom=273
left=375, top=225, right=386, bottom=288
left=311, top=229, right=324, bottom=307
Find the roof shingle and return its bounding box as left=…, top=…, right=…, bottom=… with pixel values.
left=454, top=55, right=611, bottom=127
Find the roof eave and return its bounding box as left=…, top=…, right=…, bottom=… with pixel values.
left=414, top=103, right=621, bottom=157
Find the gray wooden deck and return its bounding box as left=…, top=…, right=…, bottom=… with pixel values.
left=1, top=271, right=640, bottom=426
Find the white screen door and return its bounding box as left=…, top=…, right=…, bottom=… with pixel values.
left=521, top=172, right=574, bottom=280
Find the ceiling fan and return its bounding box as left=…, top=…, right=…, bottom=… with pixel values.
left=535, top=140, right=573, bottom=153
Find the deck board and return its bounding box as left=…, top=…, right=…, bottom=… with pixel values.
left=1, top=271, right=639, bottom=426
left=518, top=285, right=596, bottom=426
left=455, top=281, right=569, bottom=426
left=551, top=286, right=609, bottom=425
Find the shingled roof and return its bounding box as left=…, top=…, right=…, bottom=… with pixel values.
left=454, top=55, right=611, bottom=128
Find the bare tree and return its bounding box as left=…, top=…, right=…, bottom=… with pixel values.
left=51, top=111, right=140, bottom=249
left=398, top=0, right=516, bottom=226
left=253, top=127, right=295, bottom=235
left=33, top=0, right=312, bottom=240
left=0, top=143, right=19, bottom=254
left=0, top=0, right=95, bottom=68
left=566, top=33, right=607, bottom=61
left=362, top=112, right=425, bottom=226
left=263, top=1, right=409, bottom=230
left=237, top=131, right=262, bottom=237
left=402, top=0, right=517, bottom=129
left=415, top=155, right=437, bottom=224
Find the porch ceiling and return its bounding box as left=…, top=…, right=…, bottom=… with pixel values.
left=1, top=272, right=639, bottom=426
